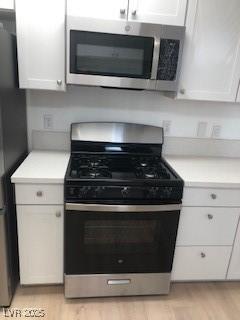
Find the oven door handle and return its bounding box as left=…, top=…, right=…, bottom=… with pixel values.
left=65, top=203, right=181, bottom=212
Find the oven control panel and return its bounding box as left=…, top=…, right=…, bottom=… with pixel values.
left=65, top=185, right=182, bottom=201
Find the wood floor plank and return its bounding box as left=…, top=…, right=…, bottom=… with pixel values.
left=1, top=282, right=240, bottom=320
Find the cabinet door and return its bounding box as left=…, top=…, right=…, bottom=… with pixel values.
left=67, top=0, right=129, bottom=21
left=128, top=0, right=187, bottom=26
left=176, top=207, right=239, bottom=246
left=177, top=0, right=240, bottom=102
left=227, top=219, right=240, bottom=280
left=0, top=0, right=14, bottom=10
left=15, top=0, right=65, bottom=91
left=17, top=205, right=63, bottom=285
left=172, top=246, right=232, bottom=281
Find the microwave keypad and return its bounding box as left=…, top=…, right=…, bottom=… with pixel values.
left=157, top=39, right=180, bottom=81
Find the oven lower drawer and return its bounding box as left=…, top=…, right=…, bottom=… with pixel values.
left=64, top=273, right=170, bottom=298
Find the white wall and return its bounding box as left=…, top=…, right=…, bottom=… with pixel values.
left=27, top=85, right=240, bottom=148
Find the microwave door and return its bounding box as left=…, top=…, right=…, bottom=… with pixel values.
left=67, top=29, right=157, bottom=90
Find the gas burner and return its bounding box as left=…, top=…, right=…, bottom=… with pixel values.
left=72, top=156, right=108, bottom=169
left=145, top=172, right=157, bottom=179
left=139, top=162, right=148, bottom=167
left=78, top=168, right=112, bottom=179
left=132, top=156, right=161, bottom=168
left=135, top=166, right=171, bottom=180
left=135, top=168, right=157, bottom=179
left=90, top=160, right=102, bottom=167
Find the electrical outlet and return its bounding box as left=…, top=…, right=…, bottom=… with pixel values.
left=43, top=114, right=53, bottom=130
left=211, top=125, right=222, bottom=138
left=197, top=121, right=207, bottom=138
left=162, top=120, right=171, bottom=135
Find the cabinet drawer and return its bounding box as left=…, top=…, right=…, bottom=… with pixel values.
left=15, top=184, right=63, bottom=205
left=183, top=187, right=240, bottom=207
left=177, top=207, right=239, bottom=246
left=171, top=246, right=232, bottom=281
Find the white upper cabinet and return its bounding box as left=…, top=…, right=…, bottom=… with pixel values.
left=68, top=0, right=186, bottom=25
left=67, top=0, right=129, bottom=21
left=15, top=0, right=66, bottom=91
left=128, top=0, right=187, bottom=26
left=177, top=0, right=240, bottom=102
left=0, top=0, right=14, bottom=10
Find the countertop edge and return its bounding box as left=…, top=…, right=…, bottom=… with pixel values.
left=184, top=182, right=240, bottom=189
left=11, top=178, right=65, bottom=184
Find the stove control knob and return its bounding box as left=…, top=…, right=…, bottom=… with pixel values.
left=121, top=187, right=130, bottom=198
left=94, top=186, right=105, bottom=197
left=78, top=186, right=90, bottom=198
left=69, top=187, right=75, bottom=196
left=149, top=187, right=159, bottom=198
left=71, top=170, right=78, bottom=178
left=163, top=187, right=173, bottom=197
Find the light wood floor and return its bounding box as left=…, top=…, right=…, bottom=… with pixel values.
left=2, top=282, right=240, bottom=320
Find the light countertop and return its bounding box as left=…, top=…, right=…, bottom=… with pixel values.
left=165, top=155, right=240, bottom=188
left=11, top=151, right=240, bottom=188
left=11, top=151, right=70, bottom=184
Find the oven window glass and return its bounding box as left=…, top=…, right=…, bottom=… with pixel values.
left=70, top=31, right=154, bottom=79
left=85, top=220, right=156, bottom=252
left=65, top=211, right=180, bottom=275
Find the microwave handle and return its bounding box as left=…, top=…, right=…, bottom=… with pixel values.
left=151, top=38, right=160, bottom=80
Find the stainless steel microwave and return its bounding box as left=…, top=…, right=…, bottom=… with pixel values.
left=67, top=17, right=185, bottom=91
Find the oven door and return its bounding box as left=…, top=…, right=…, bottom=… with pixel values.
left=65, top=203, right=180, bottom=275
left=67, top=17, right=160, bottom=90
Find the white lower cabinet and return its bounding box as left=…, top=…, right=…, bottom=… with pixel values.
left=182, top=187, right=240, bottom=207
left=227, top=221, right=240, bottom=280
left=172, top=186, right=240, bottom=281
left=176, top=207, right=239, bottom=246
left=15, top=184, right=64, bottom=205
left=172, top=246, right=232, bottom=281
left=17, top=205, right=64, bottom=285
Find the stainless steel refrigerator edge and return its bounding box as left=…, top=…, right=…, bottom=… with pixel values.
left=0, top=26, right=27, bottom=307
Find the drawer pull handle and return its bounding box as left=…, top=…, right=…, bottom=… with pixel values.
left=36, top=191, right=43, bottom=197
left=55, top=211, right=61, bottom=218
left=207, top=214, right=213, bottom=220
left=210, top=193, right=217, bottom=200
left=179, top=88, right=185, bottom=95
left=201, top=252, right=206, bottom=258
left=107, top=279, right=131, bottom=285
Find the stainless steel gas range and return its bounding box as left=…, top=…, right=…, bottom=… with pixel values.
left=64, top=122, right=184, bottom=298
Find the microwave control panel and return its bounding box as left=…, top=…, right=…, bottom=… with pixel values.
left=157, top=39, right=180, bottom=81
